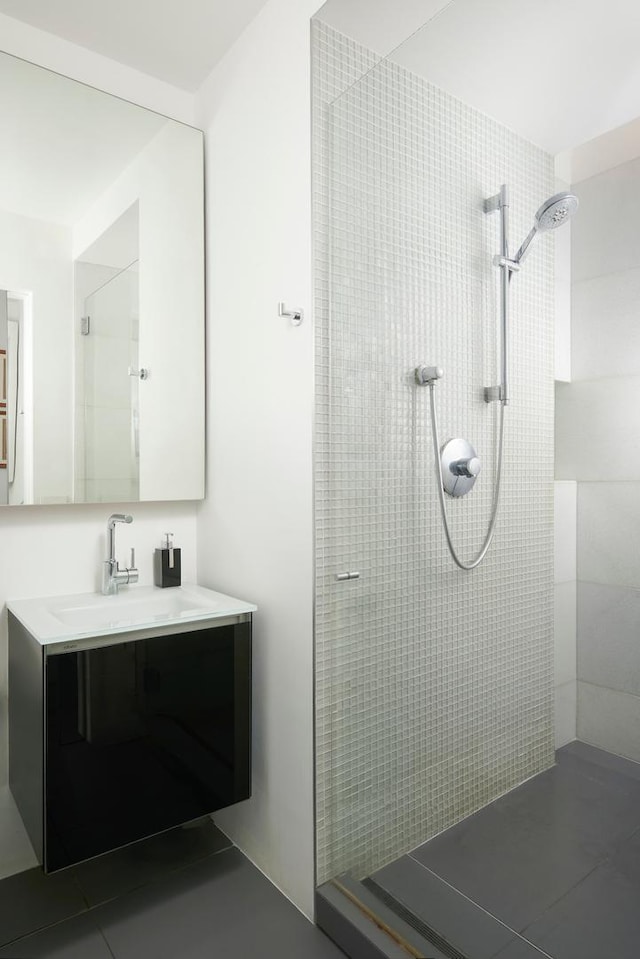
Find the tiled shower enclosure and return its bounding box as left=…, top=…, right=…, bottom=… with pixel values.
left=313, top=21, right=556, bottom=884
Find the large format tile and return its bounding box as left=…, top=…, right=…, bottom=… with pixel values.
left=0, top=868, right=86, bottom=948
left=523, top=855, right=640, bottom=959
left=572, top=160, right=640, bottom=283
left=0, top=913, right=111, bottom=959
left=493, top=936, right=551, bottom=958
left=554, top=199, right=571, bottom=383
left=73, top=818, right=232, bottom=907
left=411, top=760, right=640, bottom=932
left=557, top=742, right=640, bottom=808
left=553, top=482, right=576, bottom=583
left=560, top=740, right=640, bottom=784
left=554, top=581, right=576, bottom=687
left=577, top=581, right=640, bottom=696
left=572, top=268, right=640, bottom=380
left=577, top=482, right=640, bottom=589
left=577, top=681, right=640, bottom=763
left=555, top=378, right=640, bottom=481
left=95, top=847, right=344, bottom=959
left=555, top=681, right=576, bottom=749
left=371, top=856, right=514, bottom=959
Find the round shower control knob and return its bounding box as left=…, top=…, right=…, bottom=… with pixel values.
left=450, top=456, right=481, bottom=478
left=440, top=439, right=481, bottom=498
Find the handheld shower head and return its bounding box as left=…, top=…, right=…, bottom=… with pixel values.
left=535, top=192, right=579, bottom=231
left=515, top=191, right=578, bottom=264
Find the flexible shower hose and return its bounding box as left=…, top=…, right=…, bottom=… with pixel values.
left=428, top=383, right=505, bottom=570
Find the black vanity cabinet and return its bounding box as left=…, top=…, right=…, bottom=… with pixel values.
left=9, top=613, right=252, bottom=872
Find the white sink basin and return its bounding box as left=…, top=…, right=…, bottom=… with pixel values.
left=7, top=585, right=257, bottom=645
left=51, top=592, right=215, bottom=629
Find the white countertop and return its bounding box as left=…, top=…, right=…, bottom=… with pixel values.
left=7, top=584, right=257, bottom=646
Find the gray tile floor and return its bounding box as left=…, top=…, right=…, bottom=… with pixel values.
left=372, top=742, right=640, bottom=959
left=0, top=820, right=344, bottom=958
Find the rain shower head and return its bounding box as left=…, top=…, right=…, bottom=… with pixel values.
left=514, top=191, right=578, bottom=264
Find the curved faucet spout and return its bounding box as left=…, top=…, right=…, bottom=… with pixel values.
left=103, top=514, right=138, bottom=595
left=107, top=514, right=133, bottom=563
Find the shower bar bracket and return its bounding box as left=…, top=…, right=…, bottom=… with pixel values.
left=493, top=255, right=520, bottom=273
left=484, top=384, right=507, bottom=403
left=483, top=186, right=508, bottom=214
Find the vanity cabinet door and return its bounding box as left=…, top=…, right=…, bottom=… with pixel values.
left=44, top=622, right=251, bottom=872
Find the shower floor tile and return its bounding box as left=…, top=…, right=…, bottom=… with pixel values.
left=410, top=742, right=640, bottom=934
left=372, top=743, right=640, bottom=959
left=521, top=850, right=640, bottom=959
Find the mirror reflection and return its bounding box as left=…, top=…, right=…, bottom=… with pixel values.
left=0, top=52, right=204, bottom=505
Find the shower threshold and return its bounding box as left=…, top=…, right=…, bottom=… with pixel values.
left=317, top=742, right=640, bottom=959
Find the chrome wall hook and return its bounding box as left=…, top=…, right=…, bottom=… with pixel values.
left=278, top=302, right=304, bottom=326
left=128, top=367, right=149, bottom=380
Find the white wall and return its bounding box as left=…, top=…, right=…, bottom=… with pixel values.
left=0, top=11, right=194, bottom=124
left=195, top=0, right=318, bottom=918
left=0, top=19, right=199, bottom=794
left=73, top=123, right=205, bottom=502
left=0, top=208, right=73, bottom=504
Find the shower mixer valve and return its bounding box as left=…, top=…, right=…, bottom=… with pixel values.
left=441, top=439, right=481, bottom=498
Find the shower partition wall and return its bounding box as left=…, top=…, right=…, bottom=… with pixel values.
left=313, top=20, right=556, bottom=884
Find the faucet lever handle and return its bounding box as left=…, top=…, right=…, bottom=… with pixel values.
left=130, top=548, right=136, bottom=570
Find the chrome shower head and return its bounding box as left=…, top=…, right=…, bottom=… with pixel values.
left=535, top=192, right=579, bottom=232
left=515, top=190, right=578, bottom=264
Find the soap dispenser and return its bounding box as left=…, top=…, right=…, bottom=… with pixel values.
left=154, top=533, right=181, bottom=588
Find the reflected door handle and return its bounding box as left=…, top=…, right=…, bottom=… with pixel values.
left=128, top=367, right=149, bottom=380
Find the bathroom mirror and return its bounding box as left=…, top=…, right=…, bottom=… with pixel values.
left=0, top=51, right=204, bottom=505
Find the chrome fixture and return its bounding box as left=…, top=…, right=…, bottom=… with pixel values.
left=514, top=191, right=579, bottom=265
left=416, top=183, right=577, bottom=570
left=278, top=302, right=304, bottom=326
left=335, top=571, right=361, bottom=582
left=415, top=365, right=443, bottom=386
left=417, top=365, right=504, bottom=570
left=128, top=366, right=149, bottom=380
left=483, top=185, right=578, bottom=405
left=483, top=184, right=512, bottom=405
left=441, top=438, right=481, bottom=498
left=102, top=513, right=139, bottom=595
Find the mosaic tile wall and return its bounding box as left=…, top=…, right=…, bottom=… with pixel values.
left=312, top=20, right=556, bottom=884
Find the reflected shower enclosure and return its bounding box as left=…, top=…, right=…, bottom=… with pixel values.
left=75, top=261, right=140, bottom=504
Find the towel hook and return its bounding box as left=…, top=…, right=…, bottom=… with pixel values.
left=278, top=302, right=304, bottom=327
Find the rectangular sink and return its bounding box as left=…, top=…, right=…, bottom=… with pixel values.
left=7, top=585, right=257, bottom=645
left=51, top=593, right=215, bottom=630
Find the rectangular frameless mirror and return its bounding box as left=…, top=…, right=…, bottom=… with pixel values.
left=0, top=51, right=204, bottom=505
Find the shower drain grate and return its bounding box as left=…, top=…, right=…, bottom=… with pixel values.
left=361, top=878, right=469, bottom=959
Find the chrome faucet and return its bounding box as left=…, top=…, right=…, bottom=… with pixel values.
left=102, top=513, right=139, bottom=595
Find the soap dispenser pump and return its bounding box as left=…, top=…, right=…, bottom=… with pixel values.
left=154, top=533, right=181, bottom=588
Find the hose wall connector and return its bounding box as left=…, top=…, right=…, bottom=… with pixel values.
left=415, top=365, right=444, bottom=386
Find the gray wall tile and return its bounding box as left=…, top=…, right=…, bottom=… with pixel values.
left=578, top=582, right=640, bottom=695
left=572, top=269, right=640, bottom=381
left=578, top=681, right=640, bottom=763
left=555, top=378, right=640, bottom=481
left=572, top=159, right=640, bottom=282
left=577, top=482, right=640, bottom=589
